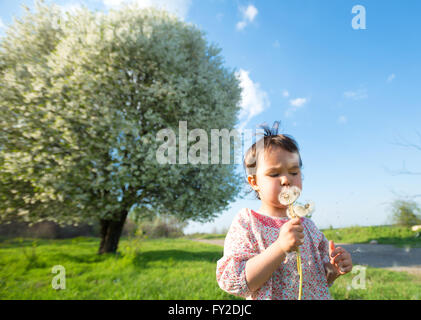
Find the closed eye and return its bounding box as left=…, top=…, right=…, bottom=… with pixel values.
left=269, top=172, right=299, bottom=177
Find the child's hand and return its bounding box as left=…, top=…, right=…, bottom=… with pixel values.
left=277, top=217, right=304, bottom=253
left=328, top=240, right=353, bottom=275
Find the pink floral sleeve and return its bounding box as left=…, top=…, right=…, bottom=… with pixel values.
left=216, top=210, right=259, bottom=298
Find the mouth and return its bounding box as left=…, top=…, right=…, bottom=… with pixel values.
left=278, top=186, right=301, bottom=206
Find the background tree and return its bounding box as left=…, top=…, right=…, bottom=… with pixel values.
left=0, top=1, right=242, bottom=253
left=389, top=200, right=421, bottom=227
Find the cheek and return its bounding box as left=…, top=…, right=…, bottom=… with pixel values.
left=268, top=180, right=282, bottom=196
left=260, top=178, right=278, bottom=193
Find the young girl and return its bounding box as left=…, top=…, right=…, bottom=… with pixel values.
left=216, top=121, right=352, bottom=300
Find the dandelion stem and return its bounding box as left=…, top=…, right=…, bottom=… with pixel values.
left=289, top=203, right=303, bottom=300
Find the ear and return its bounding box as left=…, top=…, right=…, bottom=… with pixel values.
left=247, top=175, right=259, bottom=191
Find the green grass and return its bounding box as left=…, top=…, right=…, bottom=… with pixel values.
left=1, top=236, right=420, bottom=300
left=329, top=266, right=421, bottom=300
left=321, top=225, right=421, bottom=247
left=184, top=233, right=226, bottom=240
left=0, top=237, right=239, bottom=300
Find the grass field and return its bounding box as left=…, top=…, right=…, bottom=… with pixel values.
left=1, top=236, right=420, bottom=300
left=0, top=237, right=239, bottom=299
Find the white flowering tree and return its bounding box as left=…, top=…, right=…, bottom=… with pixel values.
left=0, top=2, right=242, bottom=253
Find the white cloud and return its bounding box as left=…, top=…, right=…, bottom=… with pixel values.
left=343, top=88, right=368, bottom=100
left=284, top=97, right=308, bottom=117
left=102, top=0, right=192, bottom=19
left=387, top=73, right=396, bottom=83
left=244, top=4, right=258, bottom=21
left=282, top=90, right=289, bottom=98
left=338, top=115, right=347, bottom=124
left=236, top=21, right=247, bottom=30
left=235, top=69, right=270, bottom=129
left=236, top=4, right=258, bottom=30
left=289, top=97, right=307, bottom=107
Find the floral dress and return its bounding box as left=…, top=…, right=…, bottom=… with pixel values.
left=216, top=208, right=333, bottom=300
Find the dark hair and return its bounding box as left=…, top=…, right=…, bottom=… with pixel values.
left=243, top=120, right=303, bottom=200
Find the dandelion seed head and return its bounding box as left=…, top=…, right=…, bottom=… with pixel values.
left=287, top=200, right=315, bottom=218
left=279, top=186, right=301, bottom=206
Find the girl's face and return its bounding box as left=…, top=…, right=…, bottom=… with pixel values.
left=248, top=146, right=302, bottom=209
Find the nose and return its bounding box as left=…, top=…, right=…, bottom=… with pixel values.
left=280, top=176, right=290, bottom=186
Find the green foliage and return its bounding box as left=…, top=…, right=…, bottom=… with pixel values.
left=389, top=200, right=421, bottom=227
left=0, top=1, right=242, bottom=226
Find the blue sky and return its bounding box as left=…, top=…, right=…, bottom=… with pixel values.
left=1, top=0, right=421, bottom=233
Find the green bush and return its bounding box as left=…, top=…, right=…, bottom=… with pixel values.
left=136, top=215, right=188, bottom=239
left=389, top=200, right=421, bottom=227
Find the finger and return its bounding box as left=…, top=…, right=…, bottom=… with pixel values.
left=337, top=257, right=352, bottom=268
left=330, top=253, right=342, bottom=265
left=332, top=252, right=351, bottom=265
left=293, top=225, right=304, bottom=233
left=338, top=258, right=353, bottom=270
left=295, top=231, right=304, bottom=239
left=329, top=240, right=335, bottom=254
left=332, top=254, right=347, bottom=265
left=290, top=217, right=301, bottom=225
left=289, top=245, right=298, bottom=252
left=331, top=247, right=345, bottom=258
left=340, top=256, right=352, bottom=266
left=291, top=230, right=304, bottom=242
left=338, top=265, right=352, bottom=274
left=294, top=238, right=304, bottom=247
left=332, top=249, right=349, bottom=259
left=330, top=255, right=344, bottom=264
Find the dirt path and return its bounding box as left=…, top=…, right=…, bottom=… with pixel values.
left=193, top=239, right=225, bottom=247
left=193, top=239, right=421, bottom=275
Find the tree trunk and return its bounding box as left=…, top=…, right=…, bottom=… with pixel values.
left=98, top=209, right=128, bottom=254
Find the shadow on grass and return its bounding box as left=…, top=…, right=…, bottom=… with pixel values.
left=132, top=249, right=224, bottom=269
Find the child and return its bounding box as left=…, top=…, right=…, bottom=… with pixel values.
left=216, top=121, right=352, bottom=300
